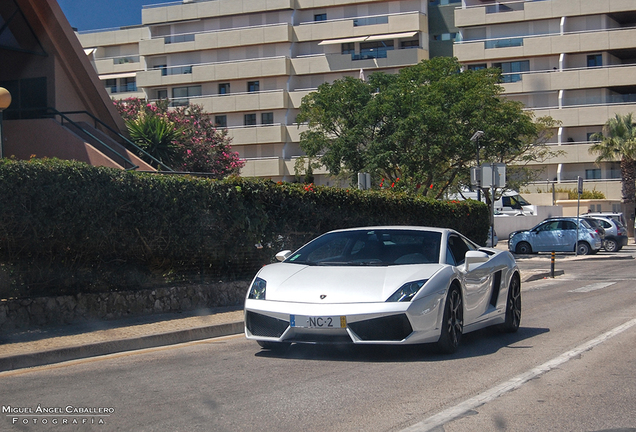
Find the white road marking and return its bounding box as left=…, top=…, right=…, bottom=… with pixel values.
left=568, top=282, right=615, bottom=293
left=401, top=317, right=636, bottom=432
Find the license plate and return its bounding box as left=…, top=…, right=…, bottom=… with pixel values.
left=290, top=315, right=346, bottom=329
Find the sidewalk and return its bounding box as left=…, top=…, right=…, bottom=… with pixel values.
left=1, top=243, right=634, bottom=373
left=0, top=306, right=244, bottom=372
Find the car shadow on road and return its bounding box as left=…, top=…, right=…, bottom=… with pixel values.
left=254, top=326, right=550, bottom=362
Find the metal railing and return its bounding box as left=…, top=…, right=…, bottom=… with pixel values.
left=47, top=108, right=174, bottom=172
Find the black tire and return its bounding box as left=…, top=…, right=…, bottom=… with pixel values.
left=257, top=341, right=291, bottom=351
left=437, top=286, right=463, bottom=354
left=576, top=241, right=590, bottom=255
left=500, top=274, right=521, bottom=333
left=515, top=241, right=532, bottom=254
left=604, top=239, right=618, bottom=252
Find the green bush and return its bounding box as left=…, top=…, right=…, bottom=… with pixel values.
left=0, top=159, right=488, bottom=298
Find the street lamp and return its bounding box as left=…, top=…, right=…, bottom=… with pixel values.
left=0, top=87, right=12, bottom=159
left=470, top=131, right=484, bottom=201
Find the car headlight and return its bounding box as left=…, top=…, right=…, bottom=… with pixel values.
left=386, top=280, right=428, bottom=302
left=248, top=277, right=267, bottom=300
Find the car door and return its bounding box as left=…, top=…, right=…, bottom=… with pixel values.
left=447, top=234, right=492, bottom=324
left=558, top=220, right=578, bottom=251
left=532, top=220, right=565, bottom=251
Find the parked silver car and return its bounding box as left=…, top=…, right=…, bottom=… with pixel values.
left=509, top=217, right=602, bottom=255
left=582, top=215, right=628, bottom=252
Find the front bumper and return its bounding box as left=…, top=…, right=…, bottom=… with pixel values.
left=244, top=294, right=445, bottom=345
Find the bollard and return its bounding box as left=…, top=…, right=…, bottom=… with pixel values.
left=551, top=251, right=555, bottom=278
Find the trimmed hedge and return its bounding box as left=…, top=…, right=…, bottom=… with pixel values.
left=0, top=159, right=489, bottom=298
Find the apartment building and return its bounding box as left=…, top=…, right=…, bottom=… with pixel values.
left=78, top=0, right=461, bottom=183
left=454, top=0, right=636, bottom=204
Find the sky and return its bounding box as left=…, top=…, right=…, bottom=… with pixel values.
left=58, top=0, right=176, bottom=32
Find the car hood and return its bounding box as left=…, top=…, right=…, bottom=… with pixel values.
left=256, top=263, right=445, bottom=303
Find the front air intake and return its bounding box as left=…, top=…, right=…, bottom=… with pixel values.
left=348, top=314, right=413, bottom=341
left=245, top=311, right=289, bottom=338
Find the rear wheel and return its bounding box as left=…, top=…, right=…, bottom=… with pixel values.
left=257, top=341, right=291, bottom=351
left=437, top=286, right=463, bottom=354
left=604, top=239, right=618, bottom=252
left=500, top=274, right=521, bottom=333
left=515, top=241, right=532, bottom=254
left=576, top=241, right=591, bottom=255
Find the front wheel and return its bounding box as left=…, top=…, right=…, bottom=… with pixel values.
left=500, top=274, right=521, bottom=333
left=576, top=241, right=591, bottom=255
left=515, top=241, right=532, bottom=254
left=437, top=287, right=463, bottom=354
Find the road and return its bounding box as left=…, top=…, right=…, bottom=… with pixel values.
left=1, top=254, right=635, bottom=432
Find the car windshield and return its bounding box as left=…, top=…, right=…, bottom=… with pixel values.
left=285, top=229, right=442, bottom=266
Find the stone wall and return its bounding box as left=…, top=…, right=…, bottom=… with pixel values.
left=0, top=281, right=248, bottom=332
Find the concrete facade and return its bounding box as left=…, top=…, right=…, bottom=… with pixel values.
left=78, top=0, right=461, bottom=184
left=454, top=0, right=636, bottom=203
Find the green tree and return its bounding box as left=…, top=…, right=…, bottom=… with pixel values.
left=589, top=113, right=636, bottom=234
left=297, top=57, right=558, bottom=199
left=127, top=112, right=181, bottom=165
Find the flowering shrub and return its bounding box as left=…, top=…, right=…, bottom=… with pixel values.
left=114, top=98, right=244, bottom=177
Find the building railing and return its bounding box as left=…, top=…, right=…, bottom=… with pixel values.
left=146, top=55, right=286, bottom=74
left=457, top=24, right=636, bottom=47
left=107, top=84, right=139, bottom=94
left=147, top=23, right=288, bottom=41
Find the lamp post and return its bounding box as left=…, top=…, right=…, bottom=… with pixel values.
left=470, top=131, right=484, bottom=201
left=0, top=87, right=12, bottom=159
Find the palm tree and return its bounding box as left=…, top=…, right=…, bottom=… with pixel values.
left=589, top=113, right=636, bottom=236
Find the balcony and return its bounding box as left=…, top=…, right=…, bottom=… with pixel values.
left=177, top=90, right=288, bottom=113
left=140, top=23, right=292, bottom=56
left=227, top=124, right=287, bottom=146
left=292, top=47, right=427, bottom=75
left=456, top=0, right=635, bottom=27
left=294, top=12, right=426, bottom=43
left=455, top=26, right=636, bottom=62
left=137, top=56, right=290, bottom=87
left=141, top=0, right=294, bottom=25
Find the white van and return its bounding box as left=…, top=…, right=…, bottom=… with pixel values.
left=450, top=191, right=536, bottom=216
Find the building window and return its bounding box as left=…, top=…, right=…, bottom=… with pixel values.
left=247, top=81, right=259, bottom=92
left=105, top=79, right=117, bottom=93
left=493, top=60, right=530, bottom=83
left=218, top=83, right=230, bottom=94
left=353, top=40, right=393, bottom=60
left=172, top=85, right=201, bottom=106
left=215, top=115, right=227, bottom=128
left=341, top=43, right=355, bottom=55
left=353, top=16, right=388, bottom=27
left=124, top=77, right=137, bottom=92
left=400, top=40, right=419, bottom=49
left=587, top=132, right=601, bottom=142
left=244, top=114, right=257, bottom=126
left=156, top=89, right=168, bottom=99
left=314, top=13, right=327, bottom=21
left=154, top=64, right=168, bottom=76
left=468, top=63, right=487, bottom=71
left=433, top=33, right=457, bottom=41
left=585, top=169, right=601, bottom=180
left=261, top=112, right=274, bottom=125
left=587, top=54, right=602, bottom=68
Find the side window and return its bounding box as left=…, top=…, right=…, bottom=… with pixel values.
left=560, top=221, right=577, bottom=230
left=448, top=235, right=470, bottom=266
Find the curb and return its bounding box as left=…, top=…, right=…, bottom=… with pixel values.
left=0, top=321, right=244, bottom=373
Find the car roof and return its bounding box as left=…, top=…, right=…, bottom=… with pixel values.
left=328, top=226, right=452, bottom=234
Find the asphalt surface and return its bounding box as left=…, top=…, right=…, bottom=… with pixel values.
left=1, top=241, right=634, bottom=373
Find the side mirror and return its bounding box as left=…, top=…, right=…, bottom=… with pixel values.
left=464, top=250, right=489, bottom=269
left=275, top=250, right=292, bottom=262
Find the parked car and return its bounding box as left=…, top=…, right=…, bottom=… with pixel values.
left=581, top=217, right=606, bottom=241
left=582, top=215, right=628, bottom=252
left=508, top=217, right=602, bottom=255
left=245, top=226, right=521, bottom=354
left=583, top=212, right=627, bottom=228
